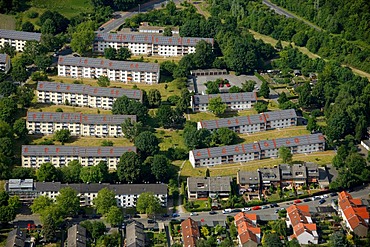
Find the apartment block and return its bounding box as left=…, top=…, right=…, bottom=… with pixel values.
left=338, top=191, right=369, bottom=237
left=191, top=92, right=257, bottom=112
left=234, top=213, right=260, bottom=247
left=36, top=81, right=142, bottom=110
left=21, top=145, right=136, bottom=169
left=0, top=29, right=41, bottom=51
left=286, top=205, right=318, bottom=245
left=138, top=24, right=179, bottom=35
left=197, top=109, right=297, bottom=133
left=58, top=56, right=159, bottom=84
left=181, top=218, right=200, bottom=247
left=93, top=32, right=213, bottom=57
left=189, top=134, right=325, bottom=167
left=187, top=177, right=231, bottom=200
left=0, top=53, right=11, bottom=73
left=27, top=111, right=135, bottom=137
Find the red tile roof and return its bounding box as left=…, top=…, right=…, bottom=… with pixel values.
left=181, top=218, right=200, bottom=247
left=234, top=213, right=260, bottom=245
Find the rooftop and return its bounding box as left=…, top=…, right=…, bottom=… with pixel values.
left=5, top=228, right=26, bottom=247
left=0, top=29, right=41, bottom=41
left=126, top=221, right=146, bottom=247
left=237, top=171, right=260, bottom=184
left=187, top=177, right=231, bottom=193
left=192, top=92, right=257, bottom=105
left=0, top=53, right=9, bottom=63
left=181, top=218, right=200, bottom=247
left=67, top=224, right=87, bottom=247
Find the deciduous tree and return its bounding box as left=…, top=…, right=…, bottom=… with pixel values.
left=97, top=76, right=110, bottom=87
left=134, top=131, right=159, bottom=158
left=30, top=196, right=53, bottom=214
left=121, top=118, right=142, bottom=142
left=93, top=188, right=117, bottom=215
left=136, top=192, right=161, bottom=215
left=56, top=187, right=80, bottom=216
left=254, top=101, right=268, bottom=113
left=117, top=151, right=141, bottom=183
left=54, top=129, right=71, bottom=144
left=106, top=206, right=123, bottom=227
left=71, top=21, right=96, bottom=55
left=37, top=163, right=60, bottom=182
left=259, top=81, right=270, bottom=98
left=151, top=154, right=171, bottom=182
left=279, top=147, right=292, bottom=163
left=148, top=89, right=161, bottom=108
left=208, top=96, right=226, bottom=116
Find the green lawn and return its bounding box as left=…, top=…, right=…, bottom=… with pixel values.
left=155, top=128, right=185, bottom=151
left=30, top=135, right=134, bottom=147
left=30, top=0, right=93, bottom=18
left=0, top=14, right=16, bottom=30
left=29, top=104, right=112, bottom=115
left=239, top=126, right=310, bottom=143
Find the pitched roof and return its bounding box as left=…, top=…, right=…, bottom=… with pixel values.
left=67, top=224, right=87, bottom=247
left=36, top=81, right=142, bottom=101
left=263, top=109, right=297, bottom=121
left=187, top=177, right=231, bottom=193
left=58, top=56, right=159, bottom=73
left=258, top=167, right=281, bottom=182
left=234, top=213, right=260, bottom=245
left=192, top=92, right=257, bottom=105
left=181, top=218, right=200, bottom=247
left=293, top=223, right=317, bottom=238
left=126, top=221, right=146, bottom=247
left=0, top=53, right=9, bottom=63
left=238, top=229, right=258, bottom=245
left=22, top=145, right=136, bottom=157
left=259, top=133, right=325, bottom=150
left=287, top=205, right=312, bottom=226
left=339, top=191, right=353, bottom=200
left=5, top=228, right=25, bottom=247
left=191, top=143, right=260, bottom=160
left=0, top=29, right=41, bottom=41
left=95, top=32, right=213, bottom=46
left=26, top=111, right=136, bottom=125
left=279, top=163, right=307, bottom=180
left=338, top=191, right=369, bottom=231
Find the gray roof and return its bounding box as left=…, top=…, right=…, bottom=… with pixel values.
left=27, top=111, right=136, bottom=125
left=191, top=143, right=261, bottom=159
left=22, top=145, right=136, bottom=157
left=0, top=53, right=9, bottom=63
left=0, top=29, right=41, bottom=41
left=7, top=179, right=34, bottom=191
left=67, top=225, right=87, bottom=247
left=192, top=92, right=257, bottom=105
left=36, top=81, right=142, bottom=101
left=279, top=164, right=307, bottom=180
left=58, top=56, right=159, bottom=73
left=258, top=167, right=281, bottom=182
left=34, top=182, right=167, bottom=195
left=259, top=133, right=325, bottom=150
left=95, top=32, right=213, bottom=46
left=126, top=221, right=146, bottom=247
left=199, top=109, right=297, bottom=129
left=6, top=228, right=25, bottom=247
left=237, top=171, right=260, bottom=185
left=305, top=162, right=319, bottom=178
left=187, top=177, right=231, bottom=193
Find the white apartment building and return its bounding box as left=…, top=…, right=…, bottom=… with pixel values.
left=189, top=134, right=326, bottom=167
left=197, top=109, right=297, bottom=133
left=138, top=25, right=180, bottom=35
left=58, top=56, right=159, bottom=84
left=36, top=81, right=142, bottom=110
left=7, top=179, right=168, bottom=208
left=0, top=29, right=41, bottom=52
left=22, top=145, right=136, bottom=169
left=191, top=92, right=257, bottom=112
left=27, top=111, right=136, bottom=137
left=93, top=32, right=213, bottom=57
left=0, top=53, right=11, bottom=73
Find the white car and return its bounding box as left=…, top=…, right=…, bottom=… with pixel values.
left=322, top=194, right=329, bottom=199
left=190, top=212, right=198, bottom=216
left=242, top=207, right=251, bottom=212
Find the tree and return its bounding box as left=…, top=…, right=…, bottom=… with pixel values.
left=201, top=226, right=210, bottom=238
left=42, top=214, right=57, bottom=242
left=278, top=92, right=289, bottom=104
left=286, top=239, right=300, bottom=247
left=259, top=81, right=270, bottom=98
left=116, top=47, right=131, bottom=60
left=104, top=47, right=116, bottom=60
left=254, top=101, right=268, bottom=113
left=163, top=27, right=172, bottom=36
left=0, top=81, right=16, bottom=97
left=54, top=129, right=71, bottom=144
left=156, top=105, right=185, bottom=129
left=0, top=137, right=13, bottom=157
left=93, top=188, right=116, bottom=215
left=60, top=160, right=82, bottom=183
left=121, top=118, right=142, bottom=142
left=11, top=61, right=28, bottom=82
left=16, top=86, right=34, bottom=107
left=271, top=220, right=288, bottom=237
left=34, top=55, right=52, bottom=72
left=208, top=96, right=227, bottom=116
left=21, top=21, right=34, bottom=32
left=229, top=85, right=241, bottom=93
left=112, top=96, right=148, bottom=122
left=70, top=21, right=96, bottom=55
left=12, top=118, right=27, bottom=138
left=41, top=19, right=56, bottom=34
left=192, top=40, right=215, bottom=68
left=148, top=89, right=161, bottom=108
left=279, top=147, right=292, bottom=163
left=56, top=187, right=80, bottom=216
left=242, top=80, right=256, bottom=92
left=262, top=232, right=283, bottom=247
left=134, top=131, right=159, bottom=158
left=106, top=206, right=123, bottom=227
left=0, top=192, right=19, bottom=224
left=176, top=89, right=191, bottom=113
left=306, top=117, right=318, bottom=132
left=96, top=161, right=109, bottom=182
left=205, top=80, right=220, bottom=94
left=117, top=151, right=141, bottom=183
left=212, top=127, right=237, bottom=145
left=329, top=231, right=350, bottom=247
left=80, top=220, right=106, bottom=242
left=136, top=192, right=161, bottom=215
left=151, top=155, right=171, bottom=182
left=0, top=43, right=16, bottom=58
left=275, top=40, right=283, bottom=50
left=11, top=167, right=35, bottom=179
left=183, top=124, right=212, bottom=149
left=37, top=163, right=60, bottom=182
left=80, top=166, right=104, bottom=183
left=30, top=196, right=53, bottom=214
left=97, top=76, right=110, bottom=87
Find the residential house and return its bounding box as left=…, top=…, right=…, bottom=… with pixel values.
left=234, top=213, right=260, bottom=247
left=126, top=221, right=147, bottom=247
left=197, top=109, right=297, bottom=134
left=57, top=56, right=159, bottom=84
left=338, top=191, right=369, bottom=237
left=191, top=92, right=257, bottom=112
left=5, top=228, right=26, bottom=247
left=181, top=218, right=200, bottom=247
left=279, top=164, right=307, bottom=188
left=286, top=205, right=318, bottom=245
left=93, top=32, right=213, bottom=57
left=21, top=145, right=136, bottom=169
left=258, top=167, right=281, bottom=189
left=0, top=29, right=41, bottom=52
left=187, top=177, right=231, bottom=199
left=138, top=24, right=179, bottom=35
left=26, top=111, right=135, bottom=137
left=5, top=179, right=35, bottom=203
left=67, top=224, right=87, bottom=247
left=236, top=171, right=261, bottom=200
left=36, top=81, right=142, bottom=110
left=0, top=53, right=11, bottom=73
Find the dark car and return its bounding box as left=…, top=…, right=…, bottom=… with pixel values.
left=162, top=213, right=170, bottom=218
left=319, top=199, right=326, bottom=205
left=148, top=219, right=156, bottom=224
left=209, top=211, right=217, bottom=215
left=303, top=198, right=311, bottom=202
left=270, top=203, right=279, bottom=208
left=172, top=213, right=180, bottom=218
left=330, top=192, right=337, bottom=197
left=232, top=209, right=242, bottom=213
left=133, top=214, right=140, bottom=218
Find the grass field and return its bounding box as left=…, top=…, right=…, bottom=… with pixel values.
left=240, top=126, right=310, bottom=143
left=0, top=14, right=16, bottom=30
left=29, top=104, right=112, bottom=115
left=31, top=135, right=134, bottom=147
left=155, top=128, right=185, bottom=151
left=30, top=0, right=93, bottom=18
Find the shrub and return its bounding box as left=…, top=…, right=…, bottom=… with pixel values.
left=27, top=11, right=39, bottom=19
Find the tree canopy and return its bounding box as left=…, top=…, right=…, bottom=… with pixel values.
left=136, top=192, right=162, bottom=215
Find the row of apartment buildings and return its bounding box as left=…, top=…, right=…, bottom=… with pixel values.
left=26, top=111, right=135, bottom=137
left=189, top=133, right=326, bottom=167
left=57, top=56, right=160, bottom=84
left=0, top=29, right=41, bottom=52
left=5, top=179, right=168, bottom=208
left=191, top=92, right=258, bottom=112
left=93, top=32, right=213, bottom=57
left=197, top=109, right=297, bottom=133
left=36, top=81, right=142, bottom=110
left=21, top=145, right=136, bottom=169
left=0, top=53, right=11, bottom=73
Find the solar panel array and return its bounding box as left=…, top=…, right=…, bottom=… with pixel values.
left=0, top=29, right=41, bottom=41
left=193, top=92, right=257, bottom=104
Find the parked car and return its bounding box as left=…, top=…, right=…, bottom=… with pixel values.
left=222, top=209, right=232, bottom=214
left=252, top=206, right=261, bottom=210
left=313, top=196, right=321, bottom=201
left=319, top=199, right=326, bottom=205
left=303, top=198, right=311, bottom=202
left=190, top=212, right=198, bottom=216
left=330, top=192, right=337, bottom=197
left=172, top=213, right=180, bottom=218
left=162, top=214, right=170, bottom=218
left=242, top=207, right=251, bottom=212
left=322, top=194, right=329, bottom=199
left=294, top=199, right=302, bottom=204
left=148, top=219, right=156, bottom=224
left=270, top=203, right=279, bottom=208
left=209, top=211, right=217, bottom=215
left=261, top=205, right=269, bottom=209
left=232, top=209, right=242, bottom=213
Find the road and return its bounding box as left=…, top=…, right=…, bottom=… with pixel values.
left=262, top=0, right=321, bottom=31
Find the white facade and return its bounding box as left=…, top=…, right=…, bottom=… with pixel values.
left=0, top=29, right=41, bottom=52
left=0, top=53, right=11, bottom=73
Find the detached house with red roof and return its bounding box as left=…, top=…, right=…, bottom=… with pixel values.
left=26, top=111, right=136, bottom=137
left=58, top=56, right=160, bottom=84
left=93, top=32, right=213, bottom=57
left=36, top=81, right=142, bottom=110
left=181, top=218, right=200, bottom=247
left=234, top=213, right=261, bottom=247
left=21, top=145, right=136, bottom=169
left=338, top=191, right=369, bottom=237
left=286, top=205, right=318, bottom=245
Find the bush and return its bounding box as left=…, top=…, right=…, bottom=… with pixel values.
left=56, top=108, right=63, bottom=112
left=27, top=11, right=39, bottom=19
left=31, top=71, right=48, bottom=81
left=167, top=147, right=187, bottom=160
left=167, top=95, right=180, bottom=106
left=38, top=139, right=54, bottom=145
